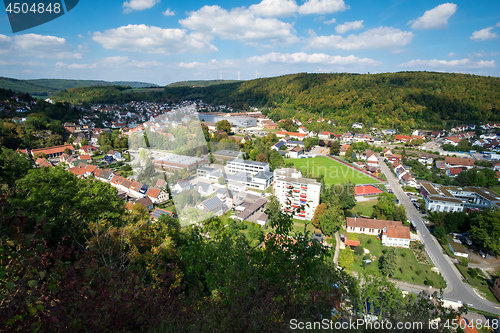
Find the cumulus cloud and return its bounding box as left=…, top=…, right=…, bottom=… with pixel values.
left=249, top=0, right=298, bottom=17
left=123, top=0, right=160, bottom=13
left=162, top=8, right=174, bottom=16
left=470, top=27, right=498, bottom=41
left=56, top=56, right=162, bottom=70
left=92, top=24, right=218, bottom=54
left=323, top=18, right=336, bottom=25
left=180, top=5, right=298, bottom=44
left=307, top=27, right=413, bottom=50
left=298, top=0, right=348, bottom=15
left=399, top=58, right=495, bottom=69
left=335, top=20, right=364, bottom=34
left=0, top=33, right=81, bottom=59
left=248, top=52, right=380, bottom=66
left=409, top=3, right=457, bottom=30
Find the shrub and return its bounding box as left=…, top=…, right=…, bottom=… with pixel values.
left=467, top=268, right=478, bottom=279
left=354, top=246, right=364, bottom=256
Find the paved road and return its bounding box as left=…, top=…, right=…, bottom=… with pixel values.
left=378, top=156, right=500, bottom=314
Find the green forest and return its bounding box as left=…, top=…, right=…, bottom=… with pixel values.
left=51, top=72, right=500, bottom=130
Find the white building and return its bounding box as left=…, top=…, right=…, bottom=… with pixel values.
left=381, top=225, right=411, bottom=248
left=273, top=168, right=321, bottom=220
left=226, top=159, right=270, bottom=175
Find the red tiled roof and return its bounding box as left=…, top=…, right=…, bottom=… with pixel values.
left=69, top=166, right=86, bottom=176
left=146, top=187, right=161, bottom=198
left=355, top=185, right=383, bottom=196
left=31, top=144, right=74, bottom=156
left=385, top=225, right=410, bottom=240
left=79, top=154, right=92, bottom=160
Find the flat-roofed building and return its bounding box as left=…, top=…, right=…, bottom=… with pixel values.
left=273, top=168, right=321, bottom=220
left=226, top=159, right=270, bottom=175
left=153, top=154, right=209, bottom=172
left=420, top=181, right=500, bottom=212
left=212, top=149, right=241, bottom=161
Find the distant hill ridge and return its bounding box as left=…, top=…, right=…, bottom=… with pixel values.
left=50, top=71, right=500, bottom=129
left=166, top=79, right=241, bottom=88
left=0, top=76, right=158, bottom=97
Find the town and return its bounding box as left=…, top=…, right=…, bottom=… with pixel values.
left=3, top=92, right=500, bottom=330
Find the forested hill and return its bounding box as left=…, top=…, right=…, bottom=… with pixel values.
left=166, top=79, right=241, bottom=88
left=0, top=76, right=158, bottom=97
left=52, top=72, right=500, bottom=129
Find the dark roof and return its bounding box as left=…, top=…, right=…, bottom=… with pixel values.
left=201, top=196, right=223, bottom=211
left=151, top=208, right=173, bottom=220
left=136, top=197, right=153, bottom=208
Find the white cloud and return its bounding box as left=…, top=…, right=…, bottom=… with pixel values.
left=249, top=0, right=298, bottom=17
left=298, top=0, right=349, bottom=15
left=177, top=59, right=238, bottom=69
left=0, top=33, right=81, bottom=59
left=307, top=27, right=413, bottom=50
left=399, top=58, right=495, bottom=69
left=162, top=8, right=174, bottom=16
left=468, top=51, right=500, bottom=58
left=248, top=52, right=380, bottom=66
left=92, top=24, right=218, bottom=54
left=180, top=5, right=298, bottom=44
left=409, top=3, right=457, bottom=30
left=335, top=20, right=364, bottom=34
left=470, top=27, right=498, bottom=41
left=56, top=56, right=162, bottom=70
left=123, top=0, right=160, bottom=13
left=323, top=18, right=336, bottom=25
left=448, top=52, right=456, bottom=57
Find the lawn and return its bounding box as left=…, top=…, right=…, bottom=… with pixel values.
left=456, top=264, right=500, bottom=304
left=289, top=156, right=379, bottom=186
left=350, top=234, right=446, bottom=289
left=491, top=184, right=500, bottom=196
left=351, top=199, right=377, bottom=217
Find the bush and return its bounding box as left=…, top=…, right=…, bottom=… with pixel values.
left=354, top=246, right=364, bottom=256
left=460, top=258, right=468, bottom=267
left=362, top=255, right=370, bottom=260
left=467, top=268, right=478, bottom=279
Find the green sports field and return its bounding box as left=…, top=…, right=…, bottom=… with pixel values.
left=290, top=156, right=380, bottom=186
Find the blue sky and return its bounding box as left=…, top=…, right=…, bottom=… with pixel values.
left=0, top=0, right=499, bottom=85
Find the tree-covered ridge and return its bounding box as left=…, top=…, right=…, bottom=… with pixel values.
left=166, top=79, right=241, bottom=88
left=0, top=76, right=158, bottom=97
left=51, top=72, right=500, bottom=130
left=214, top=72, right=499, bottom=130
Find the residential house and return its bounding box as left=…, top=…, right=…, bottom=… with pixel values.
left=346, top=217, right=401, bottom=237
left=197, top=196, right=225, bottom=215
left=444, top=157, right=475, bottom=169
left=446, top=168, right=464, bottom=178
left=386, top=154, right=402, bottom=164
left=197, top=182, right=215, bottom=196
left=339, top=144, right=350, bottom=156
left=381, top=148, right=392, bottom=157
left=352, top=122, right=363, bottom=129
left=394, top=135, right=411, bottom=143
left=318, top=131, right=331, bottom=140
left=289, top=146, right=304, bottom=158
left=150, top=208, right=174, bottom=221
left=381, top=225, right=411, bottom=248
left=173, top=180, right=192, bottom=193
left=135, top=197, right=154, bottom=210
left=271, top=140, right=287, bottom=151
left=79, top=154, right=92, bottom=163
left=146, top=187, right=169, bottom=204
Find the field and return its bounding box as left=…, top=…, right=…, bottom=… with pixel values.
left=351, top=234, right=446, bottom=289
left=351, top=199, right=377, bottom=217
left=290, top=156, right=379, bottom=186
